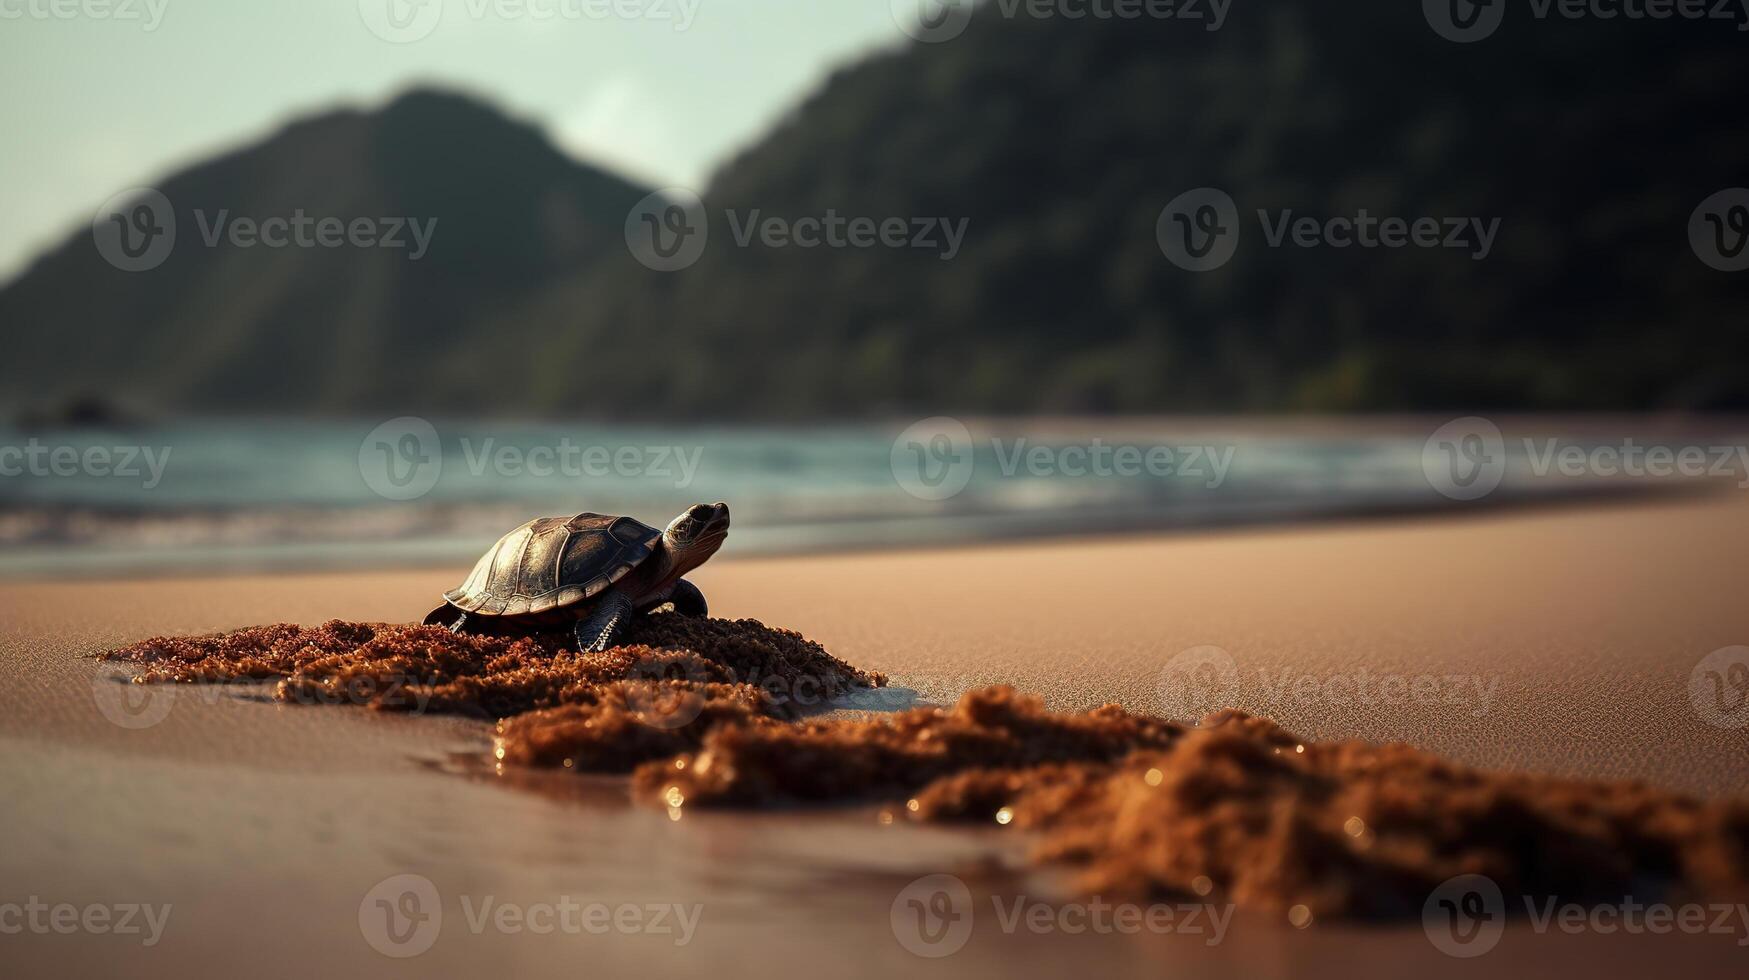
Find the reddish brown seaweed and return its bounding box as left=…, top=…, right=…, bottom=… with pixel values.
left=103, top=619, right=1749, bottom=919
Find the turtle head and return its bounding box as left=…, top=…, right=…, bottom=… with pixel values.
left=663, top=501, right=730, bottom=573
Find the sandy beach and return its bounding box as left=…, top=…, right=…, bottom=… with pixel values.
left=3, top=493, right=1747, bottom=977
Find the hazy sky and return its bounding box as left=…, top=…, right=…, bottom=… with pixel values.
left=0, top=0, right=916, bottom=283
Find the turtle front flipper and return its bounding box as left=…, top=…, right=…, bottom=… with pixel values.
left=668, top=579, right=708, bottom=617
left=575, top=589, right=636, bottom=653
left=422, top=604, right=468, bottom=633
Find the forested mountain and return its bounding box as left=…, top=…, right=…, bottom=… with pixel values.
left=5, top=2, right=1746, bottom=419
left=0, top=90, right=649, bottom=416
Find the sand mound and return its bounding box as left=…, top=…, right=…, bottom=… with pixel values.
left=103, top=619, right=1749, bottom=919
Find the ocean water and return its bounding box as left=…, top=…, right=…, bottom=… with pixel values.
left=0, top=418, right=1727, bottom=577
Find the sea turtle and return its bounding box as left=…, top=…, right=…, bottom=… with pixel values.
left=421, top=503, right=730, bottom=652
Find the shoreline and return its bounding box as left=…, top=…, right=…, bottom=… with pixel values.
left=8, top=412, right=1748, bottom=582
left=0, top=479, right=1719, bottom=582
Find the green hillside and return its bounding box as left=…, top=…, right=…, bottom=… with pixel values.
left=4, top=2, right=1746, bottom=418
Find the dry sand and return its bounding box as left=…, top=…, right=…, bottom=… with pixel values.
left=3, top=493, right=1747, bottom=977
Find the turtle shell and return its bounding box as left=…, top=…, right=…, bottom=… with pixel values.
left=443, top=513, right=661, bottom=617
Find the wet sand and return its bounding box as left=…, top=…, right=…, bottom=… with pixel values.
left=3, top=493, right=1748, bottom=976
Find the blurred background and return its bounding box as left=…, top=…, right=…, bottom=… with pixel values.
left=2, top=0, right=1747, bottom=576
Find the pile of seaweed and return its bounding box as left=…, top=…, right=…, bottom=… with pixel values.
left=102, top=616, right=880, bottom=767
left=103, top=618, right=1749, bottom=919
